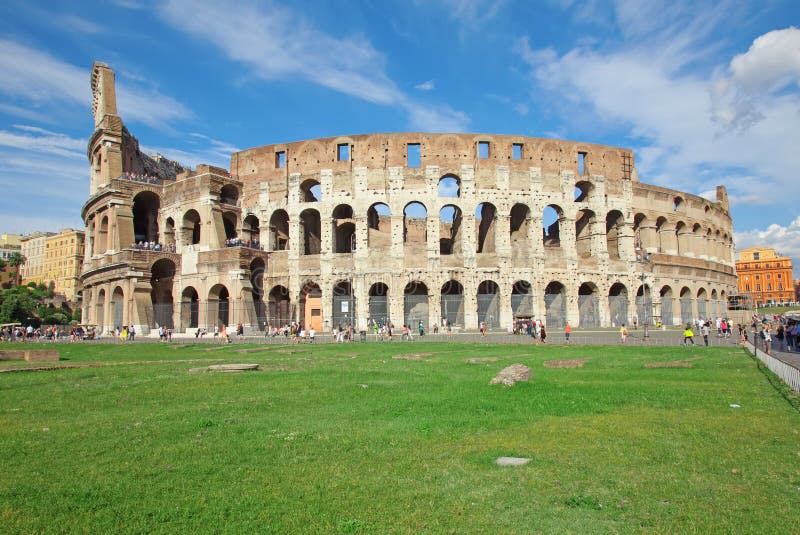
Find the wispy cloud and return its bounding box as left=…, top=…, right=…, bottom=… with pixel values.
left=0, top=39, right=192, bottom=130
left=156, top=0, right=469, bottom=132
left=415, top=79, right=435, bottom=91
left=142, top=133, right=241, bottom=169
left=513, top=4, right=800, bottom=209
left=432, top=0, right=505, bottom=29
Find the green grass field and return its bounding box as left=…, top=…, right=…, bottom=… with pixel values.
left=1, top=342, right=798, bottom=533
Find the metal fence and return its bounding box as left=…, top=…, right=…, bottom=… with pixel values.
left=661, top=297, right=674, bottom=326
left=608, top=296, right=628, bottom=327
left=578, top=295, right=600, bottom=328
left=545, top=293, right=566, bottom=329
left=477, top=293, right=500, bottom=328
left=441, top=295, right=464, bottom=328
left=747, top=337, right=800, bottom=392
left=404, top=294, right=429, bottom=330
left=680, top=298, right=693, bottom=325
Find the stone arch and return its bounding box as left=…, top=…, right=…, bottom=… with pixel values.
left=679, top=286, right=693, bottom=325
left=299, top=208, right=321, bottom=255
left=660, top=285, right=674, bottom=326
left=511, top=280, right=533, bottom=319
left=300, top=281, right=322, bottom=331
left=243, top=214, right=260, bottom=247
left=96, top=288, right=106, bottom=330
left=655, top=216, right=668, bottom=253
left=544, top=281, right=566, bottom=328
left=111, top=286, right=125, bottom=330
left=96, top=215, right=109, bottom=254
left=220, top=184, right=239, bottom=205
left=543, top=204, right=563, bottom=247
left=441, top=280, right=464, bottom=328
left=300, top=178, right=322, bottom=202
left=249, top=257, right=266, bottom=328
left=367, top=203, right=391, bottom=248
left=438, top=174, right=461, bottom=197
left=132, top=191, right=160, bottom=244
left=578, top=282, right=600, bottom=327
left=269, top=209, right=289, bottom=251
left=331, top=279, right=355, bottom=329
left=439, top=204, right=462, bottom=255
left=404, top=280, right=429, bottom=331
left=608, top=282, right=628, bottom=327
left=268, top=284, right=291, bottom=328
left=575, top=180, right=594, bottom=202
left=150, top=258, right=175, bottom=329
left=368, top=282, right=390, bottom=325
left=606, top=210, right=625, bottom=260
left=403, top=202, right=427, bottom=245
left=332, top=204, right=356, bottom=253
left=575, top=208, right=596, bottom=258
left=208, top=284, right=230, bottom=328
left=222, top=211, right=237, bottom=241
left=476, top=280, right=500, bottom=328
left=180, top=286, right=199, bottom=330
left=696, top=287, right=708, bottom=319
left=510, top=203, right=530, bottom=259
left=182, top=209, right=201, bottom=245
left=164, top=217, right=175, bottom=248
left=475, top=202, right=497, bottom=254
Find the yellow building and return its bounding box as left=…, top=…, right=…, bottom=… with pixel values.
left=0, top=233, right=24, bottom=248
left=736, top=247, right=794, bottom=306
left=20, top=232, right=54, bottom=286
left=44, top=229, right=85, bottom=300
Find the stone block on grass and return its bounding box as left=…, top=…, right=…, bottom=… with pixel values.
left=24, top=350, right=59, bottom=362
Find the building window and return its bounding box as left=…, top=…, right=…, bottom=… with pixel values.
left=337, top=144, right=349, bottom=162
left=275, top=151, right=286, bottom=168
left=407, top=143, right=421, bottom=168
left=753, top=252, right=760, bottom=260
left=478, top=141, right=490, bottom=159
left=578, top=152, right=587, bottom=174
left=512, top=143, right=523, bottom=160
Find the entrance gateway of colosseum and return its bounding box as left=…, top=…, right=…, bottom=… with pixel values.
left=80, top=62, right=738, bottom=335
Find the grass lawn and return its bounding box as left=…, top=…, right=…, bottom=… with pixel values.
left=0, top=342, right=798, bottom=533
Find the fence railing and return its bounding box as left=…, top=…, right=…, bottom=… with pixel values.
left=746, top=336, right=800, bottom=392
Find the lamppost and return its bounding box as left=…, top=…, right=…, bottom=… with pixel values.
left=636, top=244, right=652, bottom=340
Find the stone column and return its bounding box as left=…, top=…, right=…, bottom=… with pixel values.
left=659, top=224, right=677, bottom=255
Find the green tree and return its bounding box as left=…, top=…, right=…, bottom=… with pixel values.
left=0, top=286, right=38, bottom=324
left=8, top=252, right=26, bottom=287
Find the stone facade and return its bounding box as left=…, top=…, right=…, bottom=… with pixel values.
left=80, top=62, right=737, bottom=334
left=735, top=247, right=794, bottom=306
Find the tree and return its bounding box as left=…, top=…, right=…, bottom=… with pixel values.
left=0, top=258, right=6, bottom=271
left=8, top=252, right=26, bottom=287
left=0, top=286, right=38, bottom=324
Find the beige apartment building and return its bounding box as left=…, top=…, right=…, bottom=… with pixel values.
left=20, top=232, right=54, bottom=286
left=44, top=229, right=85, bottom=300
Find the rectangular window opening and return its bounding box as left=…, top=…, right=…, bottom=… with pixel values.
left=578, top=152, right=587, bottom=174
left=478, top=141, right=490, bottom=159
left=337, top=144, right=349, bottom=162
left=512, top=143, right=523, bottom=160
left=275, top=151, right=286, bottom=169
left=407, top=143, right=421, bottom=168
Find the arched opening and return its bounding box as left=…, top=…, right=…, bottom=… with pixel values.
left=438, top=175, right=460, bottom=198
left=331, top=280, right=355, bottom=329
left=403, top=202, right=427, bottom=246
left=164, top=217, right=175, bottom=249
left=209, top=284, right=230, bottom=328
left=660, top=286, right=674, bottom=326
left=675, top=221, right=688, bottom=256
left=655, top=216, right=667, bottom=253
left=404, top=281, right=429, bottom=331
left=220, top=184, right=239, bottom=205
left=608, top=283, right=628, bottom=327
left=574, top=181, right=593, bottom=202
left=679, top=286, right=693, bottom=325
left=132, top=191, right=160, bottom=244
left=243, top=214, right=260, bottom=248
left=111, top=286, right=124, bottom=331
left=710, top=288, right=720, bottom=319
left=332, top=204, right=356, bottom=253
left=476, top=280, right=499, bottom=328
left=96, top=289, right=106, bottom=330
left=542, top=205, right=562, bottom=247
left=268, top=285, right=291, bottom=329
left=606, top=210, right=624, bottom=260
left=299, top=208, right=321, bottom=255
left=181, top=286, right=199, bottom=330
left=300, top=282, right=322, bottom=331
left=696, top=288, right=708, bottom=319
left=182, top=210, right=201, bottom=245
left=368, top=282, right=389, bottom=326
left=510, top=204, right=530, bottom=258
left=150, top=258, right=175, bottom=329
left=544, top=281, right=566, bottom=329
left=578, top=282, right=600, bottom=327
left=673, top=196, right=684, bottom=212
left=511, top=280, right=533, bottom=319
left=96, top=216, right=109, bottom=254
left=441, top=280, right=464, bottom=328
left=633, top=213, right=647, bottom=250
left=249, top=258, right=266, bottom=329
left=575, top=209, right=596, bottom=258
left=222, top=212, right=237, bottom=241
left=439, top=205, right=462, bottom=255
left=367, top=203, right=391, bottom=248
left=635, top=283, right=652, bottom=327
left=300, top=179, right=322, bottom=202
left=475, top=203, right=497, bottom=254
left=269, top=210, right=289, bottom=251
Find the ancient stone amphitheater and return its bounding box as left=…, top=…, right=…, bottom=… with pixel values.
left=80, top=62, right=737, bottom=334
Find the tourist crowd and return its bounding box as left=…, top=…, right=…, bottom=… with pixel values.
left=131, top=241, right=177, bottom=252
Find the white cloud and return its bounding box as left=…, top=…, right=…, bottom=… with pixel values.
left=407, top=104, right=469, bottom=133
left=0, top=39, right=192, bottom=130
left=142, top=132, right=241, bottom=169
left=730, top=27, right=800, bottom=94
left=415, top=79, right=435, bottom=91
left=736, top=216, right=800, bottom=277
left=156, top=0, right=469, bottom=132
left=513, top=11, right=800, bottom=205
left=432, top=0, right=505, bottom=29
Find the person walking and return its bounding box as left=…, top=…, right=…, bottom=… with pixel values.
left=564, top=322, right=572, bottom=344
left=683, top=324, right=695, bottom=346
left=620, top=324, right=628, bottom=344
left=701, top=321, right=710, bottom=347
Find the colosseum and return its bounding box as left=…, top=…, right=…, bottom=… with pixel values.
left=80, top=62, right=737, bottom=335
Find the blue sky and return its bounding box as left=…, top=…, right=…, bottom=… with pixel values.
left=0, top=0, right=798, bottom=274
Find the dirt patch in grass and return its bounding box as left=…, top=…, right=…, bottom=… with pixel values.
left=543, top=358, right=588, bottom=368
left=234, top=348, right=270, bottom=354
left=644, top=361, right=694, bottom=368
left=490, top=364, right=532, bottom=386
left=392, top=353, right=433, bottom=360
left=465, top=357, right=499, bottom=364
